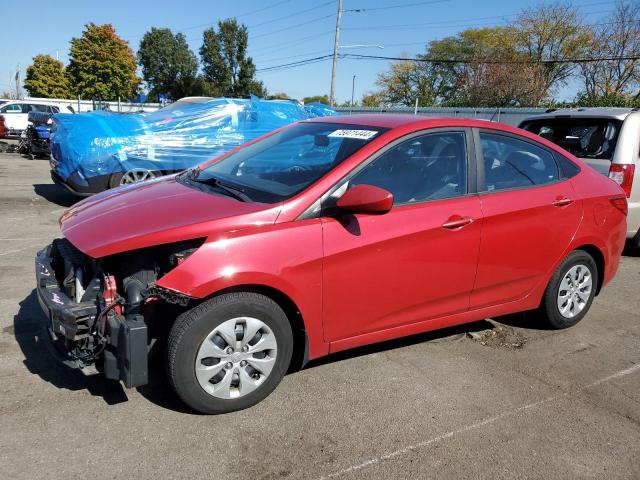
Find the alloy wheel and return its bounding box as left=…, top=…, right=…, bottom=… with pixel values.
left=119, top=168, right=158, bottom=185
left=194, top=317, right=278, bottom=399
left=557, top=264, right=593, bottom=319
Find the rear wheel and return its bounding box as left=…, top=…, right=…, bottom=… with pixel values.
left=167, top=292, right=293, bottom=414
left=539, top=250, right=598, bottom=329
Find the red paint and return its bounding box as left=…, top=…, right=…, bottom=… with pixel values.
left=60, top=116, right=627, bottom=362
left=335, top=184, right=394, bottom=213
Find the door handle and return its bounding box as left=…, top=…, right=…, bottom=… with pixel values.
left=442, top=215, right=474, bottom=229
left=552, top=197, right=574, bottom=207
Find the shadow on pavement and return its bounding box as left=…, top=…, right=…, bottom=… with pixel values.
left=14, top=289, right=129, bottom=405
left=14, top=288, right=549, bottom=413
left=33, top=183, right=78, bottom=208
left=15, top=289, right=194, bottom=413
left=304, top=319, right=494, bottom=370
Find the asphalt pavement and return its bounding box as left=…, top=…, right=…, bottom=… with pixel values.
left=0, top=149, right=638, bottom=479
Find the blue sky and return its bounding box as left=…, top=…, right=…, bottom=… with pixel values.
left=0, top=0, right=618, bottom=103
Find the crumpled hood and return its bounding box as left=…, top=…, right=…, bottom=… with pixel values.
left=60, top=175, right=280, bottom=258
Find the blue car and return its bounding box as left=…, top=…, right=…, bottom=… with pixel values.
left=50, top=96, right=337, bottom=196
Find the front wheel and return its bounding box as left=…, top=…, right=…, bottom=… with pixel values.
left=539, top=250, right=598, bottom=329
left=167, top=292, right=293, bottom=414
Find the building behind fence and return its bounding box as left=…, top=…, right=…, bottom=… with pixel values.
left=335, top=107, right=546, bottom=126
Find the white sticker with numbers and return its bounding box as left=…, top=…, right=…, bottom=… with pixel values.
left=328, top=129, right=378, bottom=140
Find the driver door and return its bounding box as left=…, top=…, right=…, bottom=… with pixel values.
left=321, top=129, right=482, bottom=342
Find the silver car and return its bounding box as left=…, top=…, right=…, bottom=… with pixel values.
left=520, top=108, right=640, bottom=247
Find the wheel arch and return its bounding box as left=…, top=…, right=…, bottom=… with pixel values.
left=573, top=244, right=605, bottom=295
left=205, top=284, right=310, bottom=372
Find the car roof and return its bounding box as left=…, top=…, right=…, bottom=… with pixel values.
left=306, top=114, right=525, bottom=132
left=520, top=107, right=638, bottom=122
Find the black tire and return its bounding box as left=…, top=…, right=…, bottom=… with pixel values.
left=167, top=292, right=293, bottom=414
left=539, top=250, right=598, bottom=329
left=108, top=172, right=123, bottom=189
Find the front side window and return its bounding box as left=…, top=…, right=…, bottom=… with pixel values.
left=186, top=122, right=387, bottom=203
left=480, top=132, right=560, bottom=192
left=348, top=131, right=467, bottom=205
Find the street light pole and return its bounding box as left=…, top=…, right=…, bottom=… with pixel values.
left=350, top=75, right=356, bottom=113
left=329, top=0, right=343, bottom=107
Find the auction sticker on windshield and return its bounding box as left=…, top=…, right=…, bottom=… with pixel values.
left=328, top=129, right=379, bottom=140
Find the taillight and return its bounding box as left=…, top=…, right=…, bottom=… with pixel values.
left=608, top=163, right=635, bottom=198
left=610, top=195, right=628, bottom=216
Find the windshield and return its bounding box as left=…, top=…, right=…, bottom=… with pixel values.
left=185, top=122, right=387, bottom=203
left=520, top=117, right=622, bottom=160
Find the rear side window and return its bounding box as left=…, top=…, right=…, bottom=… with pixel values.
left=520, top=118, right=621, bottom=160
left=480, top=132, right=560, bottom=192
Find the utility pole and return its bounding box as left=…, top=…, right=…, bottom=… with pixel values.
left=15, top=65, right=21, bottom=100
left=329, top=0, right=343, bottom=107
left=350, top=75, right=356, bottom=114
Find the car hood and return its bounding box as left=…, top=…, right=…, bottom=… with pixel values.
left=60, top=175, right=281, bottom=258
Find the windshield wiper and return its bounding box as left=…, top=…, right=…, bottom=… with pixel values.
left=188, top=170, right=252, bottom=202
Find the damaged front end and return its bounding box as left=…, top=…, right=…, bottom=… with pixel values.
left=35, top=237, right=201, bottom=387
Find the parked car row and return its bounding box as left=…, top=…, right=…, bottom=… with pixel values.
left=0, top=100, right=66, bottom=138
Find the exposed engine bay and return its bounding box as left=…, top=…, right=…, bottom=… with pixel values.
left=36, top=237, right=203, bottom=387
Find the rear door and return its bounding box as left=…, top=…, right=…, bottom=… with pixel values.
left=471, top=129, right=583, bottom=309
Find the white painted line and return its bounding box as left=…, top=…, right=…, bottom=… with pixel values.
left=318, top=363, right=640, bottom=479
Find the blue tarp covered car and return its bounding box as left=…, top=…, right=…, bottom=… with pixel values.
left=50, top=96, right=337, bottom=195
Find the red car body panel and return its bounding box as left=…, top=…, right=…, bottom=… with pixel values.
left=60, top=116, right=627, bottom=362
left=60, top=175, right=281, bottom=258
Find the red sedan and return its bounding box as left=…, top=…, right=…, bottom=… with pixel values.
left=35, top=115, right=627, bottom=414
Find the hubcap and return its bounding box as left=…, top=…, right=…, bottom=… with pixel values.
left=119, top=168, right=158, bottom=185
left=557, top=264, right=593, bottom=319
left=194, top=317, right=277, bottom=399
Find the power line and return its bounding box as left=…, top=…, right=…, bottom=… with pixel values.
left=249, top=30, right=334, bottom=54
left=342, top=8, right=618, bottom=31
left=345, top=0, right=450, bottom=13
left=254, top=52, right=640, bottom=73
left=254, top=49, right=331, bottom=64
left=256, top=54, right=334, bottom=72
left=251, top=13, right=336, bottom=39
left=248, top=1, right=336, bottom=29
left=342, top=53, right=640, bottom=64
left=122, top=0, right=295, bottom=39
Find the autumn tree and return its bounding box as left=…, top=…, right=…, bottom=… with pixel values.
left=514, top=2, right=589, bottom=97
left=577, top=1, right=640, bottom=99
left=138, top=28, right=205, bottom=101
left=200, top=19, right=266, bottom=97
left=24, top=54, right=72, bottom=98
left=67, top=23, right=141, bottom=100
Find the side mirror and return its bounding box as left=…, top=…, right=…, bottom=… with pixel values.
left=336, top=184, right=393, bottom=214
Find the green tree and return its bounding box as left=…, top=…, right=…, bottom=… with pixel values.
left=200, top=19, right=266, bottom=97
left=361, top=92, right=382, bottom=107
left=375, top=59, right=436, bottom=107
left=24, top=54, right=72, bottom=98
left=267, top=92, right=289, bottom=100
left=67, top=23, right=141, bottom=100
left=302, top=95, right=329, bottom=104
left=138, top=28, right=202, bottom=100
